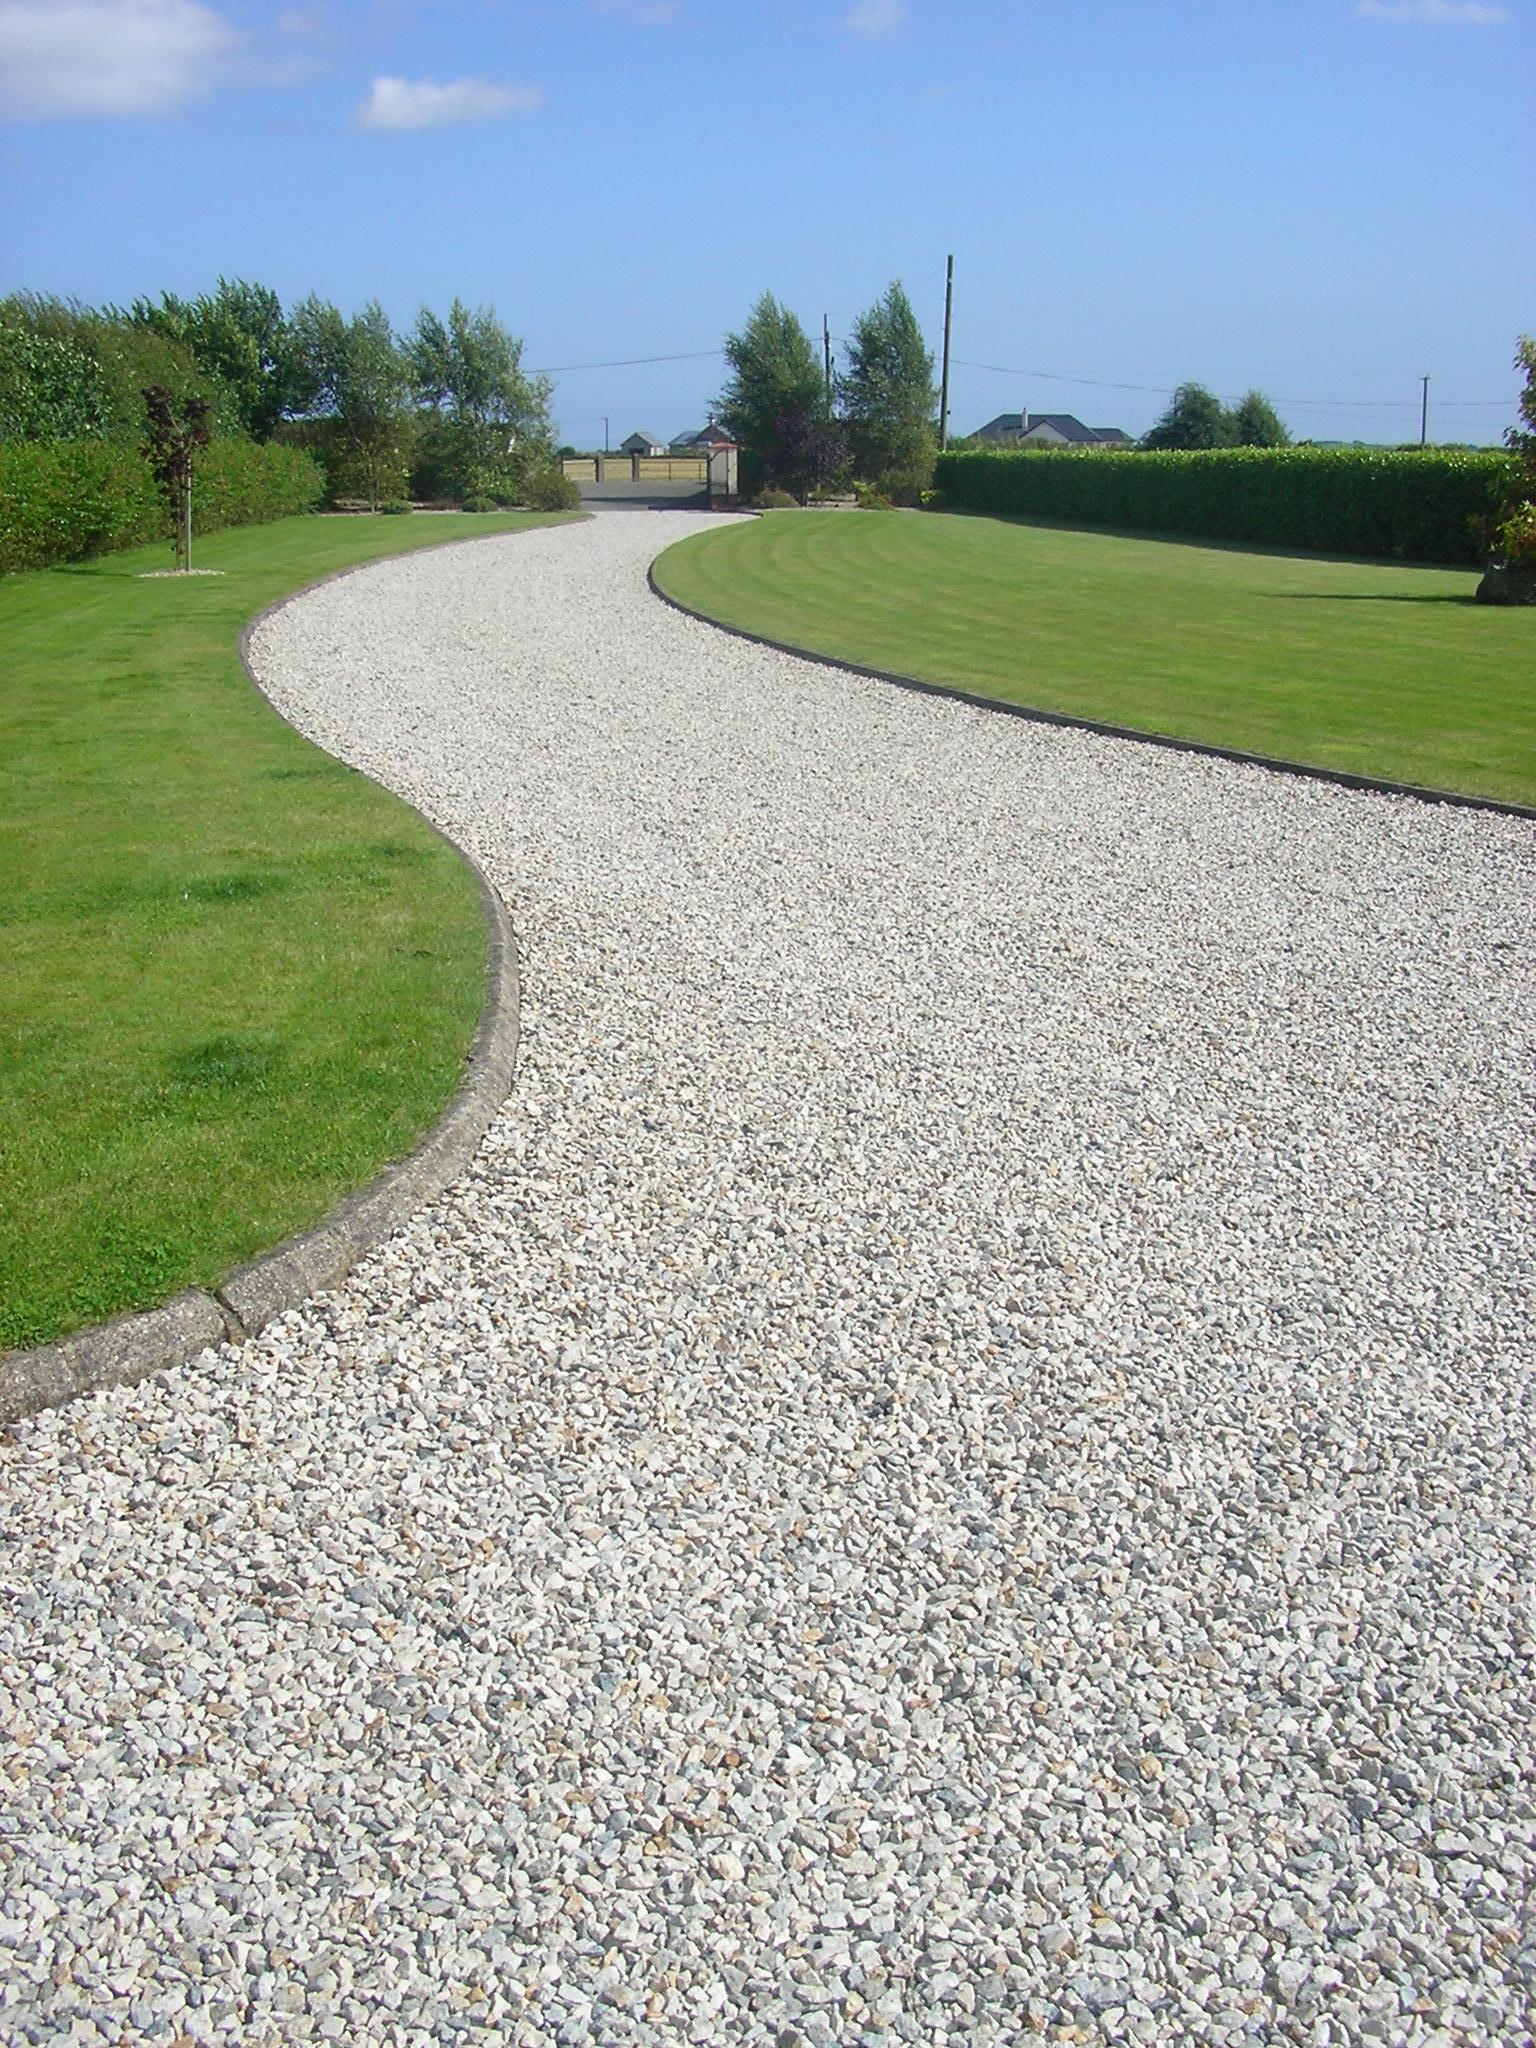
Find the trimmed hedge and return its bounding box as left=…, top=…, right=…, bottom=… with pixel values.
left=933, top=445, right=1516, bottom=566
left=0, top=437, right=325, bottom=572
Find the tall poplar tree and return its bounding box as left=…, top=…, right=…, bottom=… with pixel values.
left=840, top=280, right=937, bottom=501
left=717, top=294, right=831, bottom=500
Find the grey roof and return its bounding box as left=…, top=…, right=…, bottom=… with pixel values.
left=972, top=412, right=1128, bottom=446
left=670, top=424, right=731, bottom=447
left=620, top=429, right=666, bottom=449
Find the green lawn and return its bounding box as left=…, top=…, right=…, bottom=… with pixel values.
left=1, top=510, right=576, bottom=1353
left=654, top=511, right=1535, bottom=807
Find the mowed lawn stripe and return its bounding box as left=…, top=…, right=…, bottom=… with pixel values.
left=1, top=511, right=575, bottom=1353
left=653, top=511, right=1535, bottom=807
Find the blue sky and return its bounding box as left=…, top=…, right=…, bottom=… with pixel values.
left=1, top=0, right=1531, bottom=445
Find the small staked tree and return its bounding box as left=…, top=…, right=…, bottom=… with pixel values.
left=1141, top=383, right=1237, bottom=450
left=717, top=293, right=832, bottom=501
left=839, top=280, right=937, bottom=501
left=142, top=384, right=210, bottom=569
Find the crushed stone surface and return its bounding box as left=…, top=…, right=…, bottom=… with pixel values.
left=2, top=512, right=1533, bottom=2046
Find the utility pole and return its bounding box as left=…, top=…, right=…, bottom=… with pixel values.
left=938, top=254, right=954, bottom=450
left=603, top=415, right=610, bottom=455
left=1420, top=376, right=1429, bottom=447
left=823, top=315, right=833, bottom=403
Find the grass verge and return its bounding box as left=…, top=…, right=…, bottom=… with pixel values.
left=653, top=511, right=1535, bottom=807
left=1, top=510, right=576, bottom=1353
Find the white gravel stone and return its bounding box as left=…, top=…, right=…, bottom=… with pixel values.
left=2, top=511, right=1533, bottom=2047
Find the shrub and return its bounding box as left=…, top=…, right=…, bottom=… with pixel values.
left=1492, top=501, right=1536, bottom=570
left=854, top=482, right=893, bottom=510
left=753, top=487, right=798, bottom=509
left=920, top=487, right=948, bottom=511
left=932, top=445, right=1516, bottom=566
left=460, top=493, right=496, bottom=513
left=380, top=498, right=413, bottom=515
left=0, top=437, right=324, bottom=572
left=522, top=465, right=580, bottom=512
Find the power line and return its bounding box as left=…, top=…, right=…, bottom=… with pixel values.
left=531, top=347, right=725, bottom=375
left=951, top=357, right=1511, bottom=412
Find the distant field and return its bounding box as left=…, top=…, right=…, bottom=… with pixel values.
left=1, top=510, right=575, bottom=1352
left=653, top=511, right=1535, bottom=807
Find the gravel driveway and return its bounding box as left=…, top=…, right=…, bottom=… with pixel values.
left=2, top=512, right=1532, bottom=2047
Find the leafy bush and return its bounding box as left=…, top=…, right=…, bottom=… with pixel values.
left=380, top=498, right=413, bottom=515
left=1492, top=501, right=1536, bottom=570
left=522, top=465, right=580, bottom=512
left=854, top=483, right=893, bottom=510
left=920, top=487, right=948, bottom=511
left=933, top=445, right=1516, bottom=565
left=0, top=437, right=324, bottom=572
left=753, top=487, right=798, bottom=509
left=460, top=493, right=496, bottom=513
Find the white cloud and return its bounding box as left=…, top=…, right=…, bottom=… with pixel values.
left=0, top=0, right=238, bottom=121
left=592, top=0, right=678, bottom=23
left=845, top=0, right=905, bottom=34
left=1357, top=0, right=1508, bottom=21
left=357, top=74, right=542, bottom=131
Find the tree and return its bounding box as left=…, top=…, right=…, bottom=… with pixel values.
left=406, top=299, right=552, bottom=502
left=128, top=278, right=294, bottom=439
left=1230, top=389, right=1290, bottom=447
left=1141, top=383, right=1237, bottom=450
left=1507, top=334, right=1536, bottom=488
left=336, top=302, right=411, bottom=509
left=142, top=384, right=210, bottom=569
left=286, top=295, right=411, bottom=506
left=839, top=280, right=937, bottom=501
left=717, top=294, right=832, bottom=500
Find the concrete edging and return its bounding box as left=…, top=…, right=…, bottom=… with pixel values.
left=647, top=562, right=1536, bottom=825
left=0, top=537, right=526, bottom=1430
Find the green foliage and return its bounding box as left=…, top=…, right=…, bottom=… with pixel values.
left=141, top=386, right=211, bottom=568
left=1142, top=383, right=1237, bottom=450
left=754, top=487, right=798, bottom=509
left=718, top=294, right=833, bottom=500
left=405, top=299, right=554, bottom=503
left=1507, top=334, right=1536, bottom=481
left=0, top=438, right=324, bottom=572
left=839, top=280, right=936, bottom=502
left=920, top=487, right=948, bottom=511
left=0, top=312, right=103, bottom=442
left=522, top=464, right=581, bottom=511
left=1231, top=390, right=1291, bottom=448
left=1141, top=382, right=1290, bottom=450
left=854, top=483, right=893, bottom=510
left=460, top=493, right=497, bottom=514
left=286, top=296, right=414, bottom=509
left=1492, top=500, right=1536, bottom=570
left=127, top=277, right=295, bottom=440
left=933, top=445, right=1516, bottom=565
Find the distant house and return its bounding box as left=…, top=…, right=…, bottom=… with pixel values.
left=670, top=424, right=737, bottom=450
left=970, top=412, right=1132, bottom=449
left=620, top=430, right=669, bottom=456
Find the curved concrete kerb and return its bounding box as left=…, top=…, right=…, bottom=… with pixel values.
left=0, top=540, right=525, bottom=1430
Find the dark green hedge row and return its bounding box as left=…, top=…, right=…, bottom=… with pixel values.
left=0, top=438, right=325, bottom=572
left=933, top=445, right=1516, bottom=565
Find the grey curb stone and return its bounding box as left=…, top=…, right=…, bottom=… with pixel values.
left=0, top=535, right=525, bottom=1430
left=648, top=560, right=1536, bottom=824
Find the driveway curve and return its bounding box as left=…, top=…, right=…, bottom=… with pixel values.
left=2, top=512, right=1532, bottom=2047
